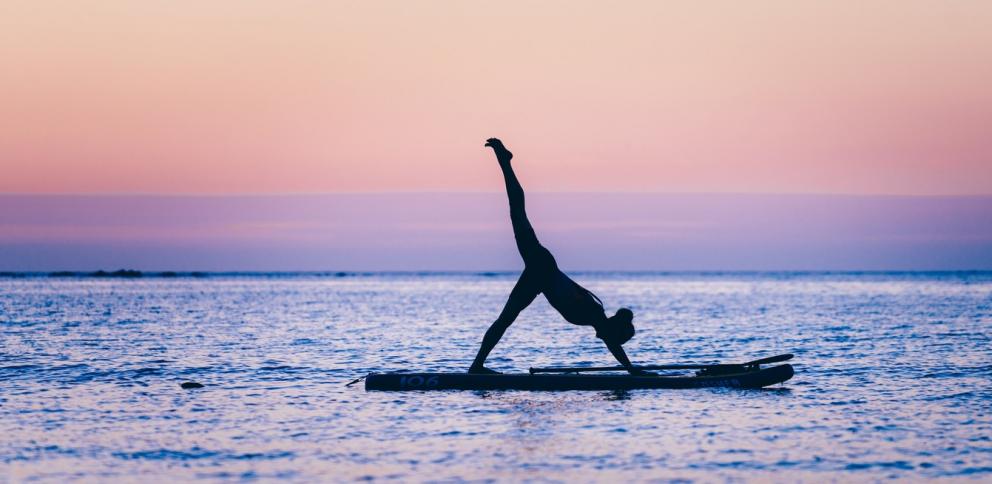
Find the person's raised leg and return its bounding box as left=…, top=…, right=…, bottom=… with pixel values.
left=485, top=138, right=553, bottom=268
left=468, top=271, right=541, bottom=373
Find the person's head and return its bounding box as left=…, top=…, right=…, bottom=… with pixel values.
left=596, top=308, right=635, bottom=345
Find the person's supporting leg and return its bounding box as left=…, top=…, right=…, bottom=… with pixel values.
left=471, top=138, right=556, bottom=373
left=469, top=271, right=541, bottom=372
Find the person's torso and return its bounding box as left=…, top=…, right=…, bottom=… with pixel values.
left=542, top=271, right=606, bottom=326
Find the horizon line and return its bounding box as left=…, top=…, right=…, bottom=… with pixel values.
left=4, top=269, right=991, bottom=276
left=3, top=191, right=992, bottom=199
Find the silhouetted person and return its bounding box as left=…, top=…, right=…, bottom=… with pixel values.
left=470, top=138, right=646, bottom=375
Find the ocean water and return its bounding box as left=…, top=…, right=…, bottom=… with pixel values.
left=1, top=272, right=990, bottom=482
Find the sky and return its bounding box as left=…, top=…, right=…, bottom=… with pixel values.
left=2, top=0, right=990, bottom=195
left=1, top=1, right=990, bottom=270
left=2, top=194, right=991, bottom=271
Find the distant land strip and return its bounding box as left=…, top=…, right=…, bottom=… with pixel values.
left=2, top=270, right=991, bottom=279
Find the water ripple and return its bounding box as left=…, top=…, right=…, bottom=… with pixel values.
left=1, top=273, right=990, bottom=481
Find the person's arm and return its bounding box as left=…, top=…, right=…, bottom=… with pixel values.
left=605, top=340, right=653, bottom=375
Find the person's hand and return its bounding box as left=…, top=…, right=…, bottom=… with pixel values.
left=485, top=137, right=513, bottom=163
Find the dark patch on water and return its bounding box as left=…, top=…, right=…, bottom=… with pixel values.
left=113, top=448, right=294, bottom=461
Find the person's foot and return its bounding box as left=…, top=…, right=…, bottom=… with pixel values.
left=468, top=365, right=501, bottom=374
left=484, top=138, right=513, bottom=164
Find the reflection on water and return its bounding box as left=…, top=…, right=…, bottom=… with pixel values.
left=1, top=272, right=991, bottom=481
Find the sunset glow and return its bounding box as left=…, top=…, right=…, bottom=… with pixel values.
left=3, top=1, right=991, bottom=195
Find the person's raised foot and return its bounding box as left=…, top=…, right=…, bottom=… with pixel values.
left=484, top=138, right=513, bottom=164
left=468, top=365, right=501, bottom=375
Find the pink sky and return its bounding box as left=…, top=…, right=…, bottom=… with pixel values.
left=2, top=1, right=991, bottom=195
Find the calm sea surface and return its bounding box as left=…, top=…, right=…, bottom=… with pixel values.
left=2, top=272, right=990, bottom=482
